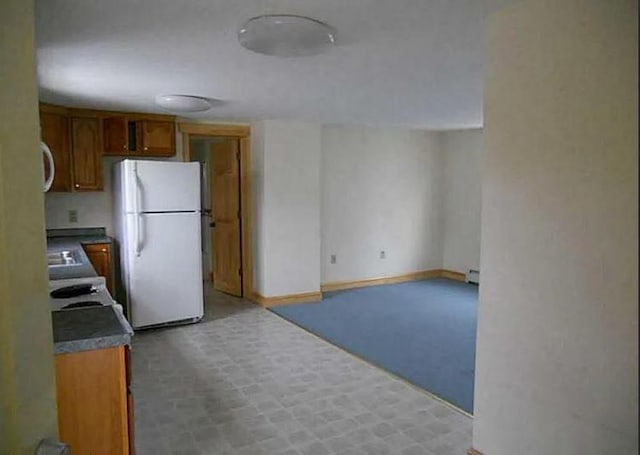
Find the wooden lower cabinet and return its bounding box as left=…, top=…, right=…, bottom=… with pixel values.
left=83, top=242, right=114, bottom=294
left=55, top=346, right=134, bottom=455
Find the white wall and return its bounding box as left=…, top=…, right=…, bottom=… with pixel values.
left=321, top=126, right=444, bottom=283
left=44, top=157, right=117, bottom=234
left=441, top=129, right=483, bottom=274
left=474, top=1, right=638, bottom=454
left=252, top=119, right=322, bottom=297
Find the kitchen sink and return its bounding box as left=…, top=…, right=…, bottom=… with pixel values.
left=47, top=250, right=82, bottom=267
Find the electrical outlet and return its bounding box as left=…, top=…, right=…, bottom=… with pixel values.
left=380, top=250, right=386, bottom=259
left=330, top=254, right=337, bottom=264
left=68, top=210, right=78, bottom=223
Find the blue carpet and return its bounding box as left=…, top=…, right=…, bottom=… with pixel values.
left=270, top=278, right=478, bottom=413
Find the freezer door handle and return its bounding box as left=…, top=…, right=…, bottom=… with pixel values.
left=134, top=163, right=143, bottom=257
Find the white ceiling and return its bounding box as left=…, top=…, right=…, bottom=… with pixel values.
left=35, top=0, right=511, bottom=129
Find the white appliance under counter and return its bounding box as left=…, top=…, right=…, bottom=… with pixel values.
left=49, top=276, right=114, bottom=310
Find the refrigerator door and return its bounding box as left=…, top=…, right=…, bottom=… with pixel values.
left=126, top=211, right=204, bottom=328
left=122, top=160, right=200, bottom=213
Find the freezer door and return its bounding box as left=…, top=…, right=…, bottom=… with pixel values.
left=122, top=160, right=200, bottom=213
left=127, top=212, right=204, bottom=328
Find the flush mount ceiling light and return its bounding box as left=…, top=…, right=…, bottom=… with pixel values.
left=155, top=95, right=212, bottom=113
left=238, top=14, right=336, bottom=57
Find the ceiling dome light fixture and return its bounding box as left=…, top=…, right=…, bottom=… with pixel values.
left=238, top=14, right=336, bottom=57
left=155, top=94, right=212, bottom=113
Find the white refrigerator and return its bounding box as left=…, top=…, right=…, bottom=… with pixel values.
left=113, top=160, right=204, bottom=329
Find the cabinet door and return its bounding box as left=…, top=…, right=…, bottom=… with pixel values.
left=83, top=242, right=113, bottom=294
left=104, top=116, right=129, bottom=155
left=71, top=117, right=103, bottom=191
left=139, top=120, right=175, bottom=156
left=40, top=112, right=72, bottom=192
left=55, top=346, right=129, bottom=455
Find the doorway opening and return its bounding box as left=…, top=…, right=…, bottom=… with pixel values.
left=179, top=123, right=253, bottom=300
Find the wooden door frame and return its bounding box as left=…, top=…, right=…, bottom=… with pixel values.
left=178, top=123, right=253, bottom=301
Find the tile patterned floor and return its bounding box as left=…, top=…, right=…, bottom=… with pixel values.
left=131, top=288, right=472, bottom=454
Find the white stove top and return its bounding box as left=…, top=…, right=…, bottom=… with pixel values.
left=49, top=276, right=115, bottom=311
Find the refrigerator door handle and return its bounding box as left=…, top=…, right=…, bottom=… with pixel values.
left=133, top=163, right=143, bottom=257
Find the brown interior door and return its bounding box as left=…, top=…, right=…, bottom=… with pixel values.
left=211, top=140, right=242, bottom=296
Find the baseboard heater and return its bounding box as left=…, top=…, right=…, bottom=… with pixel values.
left=466, top=269, right=480, bottom=285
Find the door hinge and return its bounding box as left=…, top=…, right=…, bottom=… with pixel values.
left=238, top=267, right=242, bottom=276
left=236, top=150, right=240, bottom=161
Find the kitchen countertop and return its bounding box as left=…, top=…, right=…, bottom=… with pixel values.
left=47, top=228, right=113, bottom=281
left=47, top=228, right=132, bottom=354
left=52, top=305, right=133, bottom=354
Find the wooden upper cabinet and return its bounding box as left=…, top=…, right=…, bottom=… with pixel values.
left=103, top=116, right=129, bottom=155
left=40, top=112, right=72, bottom=192
left=70, top=117, right=103, bottom=191
left=139, top=120, right=175, bottom=156
left=104, top=117, right=175, bottom=157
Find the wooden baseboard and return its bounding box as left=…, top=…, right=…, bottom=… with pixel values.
left=253, top=291, right=322, bottom=307
left=321, top=269, right=442, bottom=292
left=468, top=449, right=484, bottom=455
left=441, top=269, right=466, bottom=282
left=321, top=268, right=470, bottom=292
left=253, top=268, right=469, bottom=307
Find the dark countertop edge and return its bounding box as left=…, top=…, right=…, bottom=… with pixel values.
left=113, top=303, right=134, bottom=336
left=47, top=236, right=114, bottom=247
left=47, top=227, right=107, bottom=238
left=74, top=237, right=113, bottom=245
left=52, top=305, right=134, bottom=355
left=53, top=333, right=131, bottom=355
